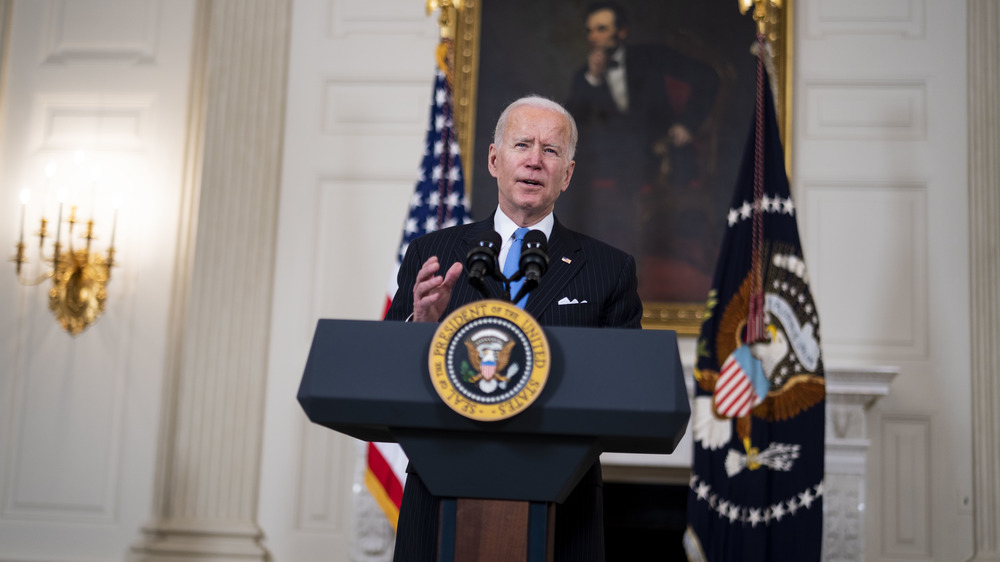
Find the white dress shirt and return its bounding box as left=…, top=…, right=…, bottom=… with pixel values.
left=493, top=206, right=554, bottom=268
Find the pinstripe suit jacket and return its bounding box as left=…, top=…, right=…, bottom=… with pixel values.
left=385, top=215, right=643, bottom=328
left=386, top=214, right=642, bottom=562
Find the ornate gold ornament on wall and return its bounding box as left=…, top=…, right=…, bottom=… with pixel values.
left=12, top=155, right=120, bottom=336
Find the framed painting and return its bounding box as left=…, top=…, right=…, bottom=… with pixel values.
left=450, top=0, right=792, bottom=334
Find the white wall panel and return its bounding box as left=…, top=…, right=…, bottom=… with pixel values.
left=796, top=0, right=972, bottom=557
left=328, top=0, right=436, bottom=38
left=0, top=0, right=194, bottom=558
left=4, top=333, right=125, bottom=521
left=322, top=80, right=431, bottom=134
left=804, top=81, right=926, bottom=140
left=805, top=0, right=925, bottom=38
left=34, top=96, right=150, bottom=150
left=43, top=0, right=160, bottom=65
left=296, top=422, right=354, bottom=531
left=260, top=0, right=439, bottom=559
left=314, top=177, right=417, bottom=321
left=881, top=416, right=932, bottom=557
left=805, top=183, right=927, bottom=359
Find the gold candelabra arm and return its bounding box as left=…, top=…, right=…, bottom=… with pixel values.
left=83, top=219, right=95, bottom=253
left=105, top=246, right=115, bottom=281
left=52, top=241, right=62, bottom=273
left=11, top=243, right=54, bottom=287
left=12, top=241, right=25, bottom=275
left=66, top=206, right=78, bottom=252
left=38, top=217, right=48, bottom=247
left=12, top=215, right=57, bottom=286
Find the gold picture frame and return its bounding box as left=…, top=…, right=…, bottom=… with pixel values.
left=449, top=0, right=792, bottom=335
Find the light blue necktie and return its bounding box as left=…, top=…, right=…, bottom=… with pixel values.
left=503, top=227, right=530, bottom=308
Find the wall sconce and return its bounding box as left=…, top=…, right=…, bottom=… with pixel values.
left=12, top=154, right=120, bottom=336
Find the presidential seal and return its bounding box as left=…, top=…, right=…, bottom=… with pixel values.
left=428, top=299, right=550, bottom=421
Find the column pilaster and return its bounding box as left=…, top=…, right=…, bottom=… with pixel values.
left=132, top=0, right=291, bottom=559
left=968, top=1, right=1000, bottom=559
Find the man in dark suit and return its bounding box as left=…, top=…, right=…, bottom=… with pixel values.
left=563, top=1, right=717, bottom=258
left=385, top=95, right=642, bottom=561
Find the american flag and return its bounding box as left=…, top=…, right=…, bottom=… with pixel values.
left=367, top=51, right=472, bottom=531
left=383, top=64, right=473, bottom=313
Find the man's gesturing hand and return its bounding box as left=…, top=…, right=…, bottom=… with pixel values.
left=412, top=256, right=463, bottom=322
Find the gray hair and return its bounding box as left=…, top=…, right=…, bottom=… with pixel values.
left=493, top=95, right=579, bottom=160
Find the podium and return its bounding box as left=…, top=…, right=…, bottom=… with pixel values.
left=298, top=318, right=690, bottom=560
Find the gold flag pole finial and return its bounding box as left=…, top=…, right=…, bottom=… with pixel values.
left=427, top=0, right=462, bottom=40
left=740, top=0, right=782, bottom=41
left=427, top=0, right=464, bottom=85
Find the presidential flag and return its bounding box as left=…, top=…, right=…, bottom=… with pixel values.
left=684, top=38, right=826, bottom=561
left=366, top=39, right=473, bottom=530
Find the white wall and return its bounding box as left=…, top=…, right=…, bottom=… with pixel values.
left=794, top=0, right=972, bottom=559
left=0, top=0, right=195, bottom=559
left=258, top=0, right=439, bottom=559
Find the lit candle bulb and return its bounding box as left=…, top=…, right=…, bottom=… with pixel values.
left=18, top=187, right=30, bottom=247
left=54, top=188, right=66, bottom=256
left=110, top=192, right=122, bottom=249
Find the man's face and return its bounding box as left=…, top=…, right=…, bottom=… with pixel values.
left=586, top=9, right=626, bottom=51
left=488, top=105, right=575, bottom=225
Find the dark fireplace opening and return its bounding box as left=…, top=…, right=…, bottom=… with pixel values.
left=604, top=482, right=689, bottom=558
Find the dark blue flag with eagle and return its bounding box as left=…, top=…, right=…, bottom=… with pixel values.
left=684, top=42, right=826, bottom=562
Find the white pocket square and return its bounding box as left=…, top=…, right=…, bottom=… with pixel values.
left=557, top=297, right=588, bottom=305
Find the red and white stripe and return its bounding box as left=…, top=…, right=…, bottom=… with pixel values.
left=713, top=355, right=760, bottom=418
left=365, top=442, right=408, bottom=529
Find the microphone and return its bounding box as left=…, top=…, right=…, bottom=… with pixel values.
left=465, top=230, right=502, bottom=297
left=511, top=229, right=548, bottom=303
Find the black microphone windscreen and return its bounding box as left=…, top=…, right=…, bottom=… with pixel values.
left=519, top=229, right=549, bottom=281
left=466, top=230, right=502, bottom=284
left=522, top=229, right=547, bottom=251
left=482, top=230, right=502, bottom=251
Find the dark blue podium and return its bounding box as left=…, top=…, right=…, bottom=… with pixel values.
left=298, top=319, right=689, bottom=561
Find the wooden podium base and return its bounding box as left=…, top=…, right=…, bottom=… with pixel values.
left=439, top=499, right=554, bottom=562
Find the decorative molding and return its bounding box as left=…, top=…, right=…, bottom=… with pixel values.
left=322, top=79, right=432, bottom=135
left=825, top=365, right=899, bottom=406
left=43, top=0, right=160, bottom=65
left=805, top=0, right=925, bottom=38
left=2, top=361, right=125, bottom=523
left=312, top=177, right=415, bottom=321
left=33, top=97, right=152, bottom=151
left=295, top=422, right=351, bottom=531
left=803, top=81, right=927, bottom=140
left=804, top=183, right=928, bottom=358
left=967, top=1, right=1000, bottom=559
left=327, top=0, right=436, bottom=38
left=881, top=416, right=932, bottom=557
left=822, top=473, right=864, bottom=561
left=821, top=365, right=896, bottom=561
